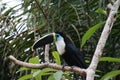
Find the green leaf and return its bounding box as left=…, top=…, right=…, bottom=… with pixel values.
left=2, top=8, right=13, bottom=17
left=96, top=70, right=102, bottom=73
left=53, top=71, right=63, bottom=80
left=28, top=57, right=40, bottom=73
left=81, top=21, right=105, bottom=47
left=37, top=68, right=54, bottom=80
left=100, top=57, right=120, bottom=62
left=70, top=23, right=81, bottom=47
left=95, top=8, right=106, bottom=15
left=100, top=70, right=120, bottom=80
left=18, top=67, right=30, bottom=72
left=64, top=74, right=72, bottom=80
left=48, top=75, right=55, bottom=80
left=2, top=4, right=21, bottom=17
left=85, top=59, right=90, bottom=63
left=52, top=51, right=61, bottom=65
left=33, top=70, right=42, bottom=80
left=40, top=68, right=54, bottom=75
left=18, top=74, right=33, bottom=80
left=29, top=57, right=40, bottom=64
left=38, top=0, right=42, bottom=3
left=33, top=70, right=41, bottom=77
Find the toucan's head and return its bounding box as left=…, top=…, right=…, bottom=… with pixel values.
left=32, top=32, right=65, bottom=51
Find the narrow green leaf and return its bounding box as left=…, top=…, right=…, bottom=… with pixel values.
left=70, top=23, right=81, bottom=47
left=64, top=74, right=72, bottom=80
left=96, top=70, right=102, bottom=73
left=48, top=75, right=55, bottom=80
left=53, top=71, right=63, bottom=80
left=18, top=74, right=33, bottom=80
left=33, top=70, right=42, bottom=80
left=18, top=67, right=29, bottom=72
left=100, top=57, right=120, bottom=62
left=28, top=57, right=40, bottom=73
left=33, top=70, right=41, bottom=77
left=95, top=8, right=106, bottom=15
left=39, top=68, right=54, bottom=75
left=37, top=68, right=54, bottom=80
left=2, top=8, right=13, bottom=16
left=2, top=4, right=21, bottom=17
left=29, top=57, right=40, bottom=64
left=52, top=51, right=61, bottom=65
left=38, top=0, right=42, bottom=3
left=81, top=21, right=105, bottom=47
left=100, top=70, right=120, bottom=80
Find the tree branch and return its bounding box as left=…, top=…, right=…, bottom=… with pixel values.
left=34, top=0, right=47, bottom=19
left=8, top=55, right=86, bottom=75
left=86, top=0, right=120, bottom=80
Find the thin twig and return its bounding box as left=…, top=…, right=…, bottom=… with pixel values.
left=34, top=0, right=47, bottom=19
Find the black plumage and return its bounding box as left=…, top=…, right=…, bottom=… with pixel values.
left=56, top=32, right=87, bottom=69
left=62, top=44, right=87, bottom=68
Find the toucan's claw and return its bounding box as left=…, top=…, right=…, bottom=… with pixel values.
left=62, top=65, right=66, bottom=72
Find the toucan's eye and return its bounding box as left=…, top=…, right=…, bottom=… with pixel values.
left=56, top=34, right=61, bottom=40
left=56, top=34, right=59, bottom=38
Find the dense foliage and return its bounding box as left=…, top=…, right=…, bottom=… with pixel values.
left=0, top=0, right=120, bottom=80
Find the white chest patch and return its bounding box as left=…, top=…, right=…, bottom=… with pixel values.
left=55, top=38, right=65, bottom=55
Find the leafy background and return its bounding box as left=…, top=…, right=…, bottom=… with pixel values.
left=0, top=0, right=120, bottom=80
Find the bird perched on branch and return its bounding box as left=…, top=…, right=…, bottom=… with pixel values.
left=32, top=32, right=87, bottom=80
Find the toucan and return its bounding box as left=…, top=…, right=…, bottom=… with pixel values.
left=32, top=32, right=87, bottom=79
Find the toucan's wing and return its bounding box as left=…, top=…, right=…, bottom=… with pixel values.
left=64, top=44, right=87, bottom=68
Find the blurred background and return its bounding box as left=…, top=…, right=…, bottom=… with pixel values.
left=0, top=0, right=120, bottom=80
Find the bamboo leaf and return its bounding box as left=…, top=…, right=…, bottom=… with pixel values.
left=52, top=51, right=61, bottom=65
left=100, top=57, right=120, bottom=62
left=18, top=74, right=33, bottom=80
left=100, top=70, right=120, bottom=80
left=33, top=70, right=41, bottom=77
left=48, top=75, right=55, bottom=80
left=29, top=57, right=40, bottom=64
left=2, top=8, right=13, bottom=17
left=95, top=8, right=106, bottom=15
left=81, top=21, right=105, bottom=47
left=18, top=67, right=29, bottom=72
left=53, top=71, right=63, bottom=80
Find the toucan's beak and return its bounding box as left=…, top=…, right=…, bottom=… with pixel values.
left=32, top=33, right=56, bottom=51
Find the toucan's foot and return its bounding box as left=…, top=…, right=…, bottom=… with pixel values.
left=62, top=65, right=67, bottom=71
left=62, top=65, right=77, bottom=71
left=70, top=66, right=78, bottom=71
